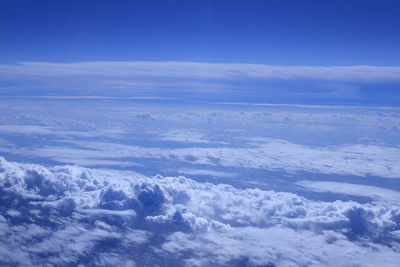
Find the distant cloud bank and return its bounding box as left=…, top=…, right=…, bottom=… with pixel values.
left=1, top=61, right=400, bottom=81
left=1, top=61, right=399, bottom=105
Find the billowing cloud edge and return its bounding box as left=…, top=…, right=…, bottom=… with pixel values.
left=0, top=157, right=399, bottom=266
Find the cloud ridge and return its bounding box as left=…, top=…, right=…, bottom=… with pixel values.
left=1, top=157, right=400, bottom=266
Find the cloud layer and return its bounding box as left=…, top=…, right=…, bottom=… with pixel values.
left=1, top=61, right=400, bottom=82
left=1, top=157, right=399, bottom=266
left=2, top=61, right=400, bottom=105
left=25, top=139, right=400, bottom=178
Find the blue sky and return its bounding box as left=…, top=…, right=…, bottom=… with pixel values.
left=0, top=0, right=399, bottom=105
left=1, top=0, right=399, bottom=64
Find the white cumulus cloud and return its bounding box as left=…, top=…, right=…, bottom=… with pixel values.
left=0, top=157, right=399, bottom=266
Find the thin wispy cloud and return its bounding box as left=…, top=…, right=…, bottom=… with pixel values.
left=1, top=61, right=399, bottom=105
left=1, top=61, right=400, bottom=81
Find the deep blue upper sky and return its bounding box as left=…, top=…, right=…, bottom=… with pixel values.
left=1, top=0, right=399, bottom=65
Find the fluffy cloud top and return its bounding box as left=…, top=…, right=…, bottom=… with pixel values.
left=1, top=157, right=399, bottom=266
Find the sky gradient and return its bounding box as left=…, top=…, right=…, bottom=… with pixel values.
left=1, top=0, right=400, bottom=65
